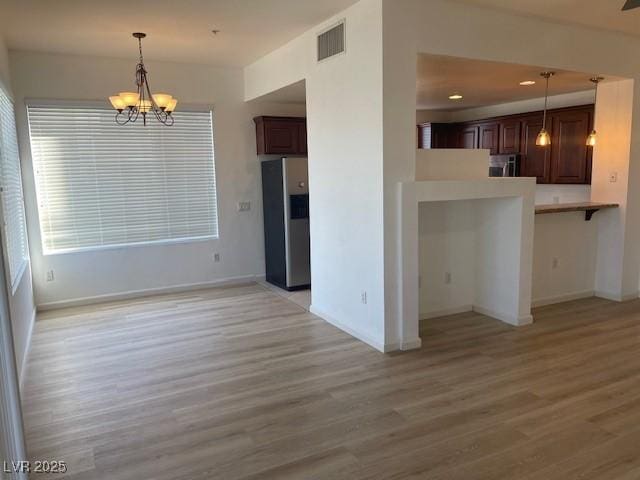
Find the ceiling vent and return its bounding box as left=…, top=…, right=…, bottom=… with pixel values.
left=317, top=21, right=345, bottom=62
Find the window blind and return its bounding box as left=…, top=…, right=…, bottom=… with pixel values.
left=0, top=87, right=29, bottom=287
left=27, top=105, right=218, bottom=254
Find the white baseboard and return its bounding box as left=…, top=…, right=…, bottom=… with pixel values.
left=400, top=338, right=422, bottom=350
left=532, top=290, right=594, bottom=308
left=36, top=275, right=261, bottom=311
left=309, top=304, right=387, bottom=353
left=595, top=290, right=640, bottom=302
left=420, top=304, right=473, bottom=320
left=472, top=305, right=532, bottom=326
left=19, top=307, right=36, bottom=389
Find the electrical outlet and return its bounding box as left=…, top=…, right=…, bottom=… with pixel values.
left=444, top=272, right=452, bottom=285
left=609, top=172, right=618, bottom=183
left=553, top=196, right=560, bottom=204
left=552, top=257, right=559, bottom=269
left=361, top=291, right=367, bottom=305
left=213, top=253, right=220, bottom=262
left=46, top=270, right=55, bottom=282
left=237, top=201, right=251, bottom=212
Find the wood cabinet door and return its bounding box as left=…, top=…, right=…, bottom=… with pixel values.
left=479, top=123, right=499, bottom=155
left=298, top=121, right=307, bottom=155
left=520, top=115, right=551, bottom=183
left=499, top=119, right=521, bottom=154
left=431, top=123, right=451, bottom=148
left=457, top=125, right=479, bottom=149
left=549, top=109, right=592, bottom=184
left=264, top=119, right=300, bottom=154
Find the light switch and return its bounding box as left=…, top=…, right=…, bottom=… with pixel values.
left=609, top=172, right=618, bottom=183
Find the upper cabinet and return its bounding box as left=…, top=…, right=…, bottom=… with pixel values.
left=456, top=125, right=480, bottom=149
left=416, top=104, right=594, bottom=185
left=549, top=108, right=592, bottom=184
left=520, top=115, right=551, bottom=183
left=479, top=122, right=499, bottom=155
left=498, top=118, right=521, bottom=155
left=254, top=116, right=307, bottom=156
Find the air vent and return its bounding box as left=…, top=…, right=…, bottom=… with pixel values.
left=317, top=21, right=345, bottom=62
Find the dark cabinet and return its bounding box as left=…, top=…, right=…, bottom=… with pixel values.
left=254, top=116, right=307, bottom=155
left=499, top=119, right=521, bottom=154
left=415, top=104, right=593, bottom=184
left=431, top=123, right=452, bottom=148
left=298, top=122, right=308, bottom=155
left=549, top=109, right=592, bottom=184
left=479, top=123, right=499, bottom=155
left=417, top=123, right=453, bottom=148
left=456, top=125, right=479, bottom=149
left=520, top=115, right=551, bottom=183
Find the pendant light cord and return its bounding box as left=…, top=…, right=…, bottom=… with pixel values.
left=543, top=74, right=549, bottom=130
left=593, top=79, right=599, bottom=121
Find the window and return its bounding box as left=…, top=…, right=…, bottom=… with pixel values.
left=27, top=105, right=218, bottom=254
left=0, top=87, right=29, bottom=288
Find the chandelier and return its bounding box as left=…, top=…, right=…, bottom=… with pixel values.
left=108, top=33, right=177, bottom=126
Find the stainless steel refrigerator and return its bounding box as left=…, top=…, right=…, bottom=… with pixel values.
left=261, top=157, right=310, bottom=290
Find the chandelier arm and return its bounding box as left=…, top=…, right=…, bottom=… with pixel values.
left=115, top=111, right=131, bottom=126
left=144, top=76, right=173, bottom=125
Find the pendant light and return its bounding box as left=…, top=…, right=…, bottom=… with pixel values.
left=586, top=76, right=604, bottom=147
left=108, top=33, right=177, bottom=126
left=536, top=72, right=554, bottom=147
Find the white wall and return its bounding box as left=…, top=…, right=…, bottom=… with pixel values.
left=419, top=200, right=475, bottom=318
left=246, top=0, right=387, bottom=351
left=243, top=0, right=640, bottom=350
left=590, top=79, right=639, bottom=300
left=9, top=50, right=306, bottom=308
left=533, top=212, right=597, bottom=306
left=415, top=149, right=489, bottom=180
left=382, top=0, right=640, bottom=346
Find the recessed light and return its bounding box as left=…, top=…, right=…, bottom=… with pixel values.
left=520, top=80, right=536, bottom=86
left=449, top=94, right=463, bottom=100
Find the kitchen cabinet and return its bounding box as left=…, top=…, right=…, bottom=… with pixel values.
left=254, top=116, right=307, bottom=155
left=479, top=122, right=499, bottom=155
left=520, top=115, right=551, bottom=183
left=417, top=123, right=453, bottom=148
left=456, top=125, right=479, bottom=149
left=499, top=119, right=521, bottom=154
left=549, top=108, right=592, bottom=184
left=415, top=104, right=593, bottom=184
left=431, top=123, right=452, bottom=148
left=298, top=122, right=308, bottom=155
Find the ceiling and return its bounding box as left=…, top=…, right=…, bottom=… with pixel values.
left=244, top=54, right=617, bottom=109
left=454, top=0, right=640, bottom=37
left=416, top=54, right=621, bottom=111
left=0, top=0, right=359, bottom=67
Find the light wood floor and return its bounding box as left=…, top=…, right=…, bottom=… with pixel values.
left=21, top=284, right=640, bottom=479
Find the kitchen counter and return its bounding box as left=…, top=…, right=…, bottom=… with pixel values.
left=535, top=202, right=619, bottom=221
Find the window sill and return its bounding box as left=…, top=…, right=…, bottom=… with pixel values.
left=42, top=235, right=219, bottom=256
